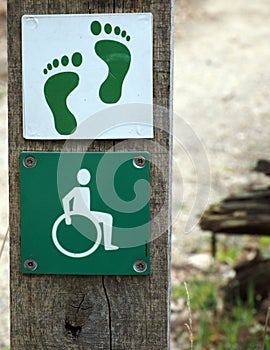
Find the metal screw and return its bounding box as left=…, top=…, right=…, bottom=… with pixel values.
left=24, top=258, right=38, bottom=271
left=133, top=156, right=146, bottom=168
left=23, top=155, right=36, bottom=168
left=133, top=260, right=147, bottom=273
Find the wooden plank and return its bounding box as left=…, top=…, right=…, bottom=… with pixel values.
left=200, top=187, right=270, bottom=235
left=8, top=1, right=172, bottom=349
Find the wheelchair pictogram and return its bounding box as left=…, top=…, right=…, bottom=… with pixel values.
left=52, top=168, right=119, bottom=258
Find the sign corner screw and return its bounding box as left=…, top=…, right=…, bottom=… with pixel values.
left=133, top=156, right=146, bottom=168
left=23, top=155, right=37, bottom=168
left=24, top=258, right=38, bottom=271
left=133, top=260, right=147, bottom=273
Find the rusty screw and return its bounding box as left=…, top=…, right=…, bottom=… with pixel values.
left=133, top=156, right=146, bottom=168
left=133, top=260, right=147, bottom=273
left=24, top=258, right=38, bottom=271
left=23, top=155, right=36, bottom=168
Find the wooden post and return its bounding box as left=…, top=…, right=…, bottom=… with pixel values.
left=8, top=1, right=172, bottom=348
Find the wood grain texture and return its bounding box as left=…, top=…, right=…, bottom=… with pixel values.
left=8, top=0, right=172, bottom=349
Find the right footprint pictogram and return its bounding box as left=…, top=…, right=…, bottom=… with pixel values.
left=90, top=20, right=131, bottom=104
left=43, top=52, right=83, bottom=135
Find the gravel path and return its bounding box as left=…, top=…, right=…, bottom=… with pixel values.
left=172, top=0, right=270, bottom=267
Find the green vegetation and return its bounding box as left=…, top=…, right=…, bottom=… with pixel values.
left=172, top=235, right=270, bottom=349
left=173, top=278, right=270, bottom=349
left=216, top=242, right=243, bottom=264
left=258, top=237, right=270, bottom=254
left=173, top=279, right=218, bottom=311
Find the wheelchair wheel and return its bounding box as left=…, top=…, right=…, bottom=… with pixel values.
left=52, top=211, right=102, bottom=258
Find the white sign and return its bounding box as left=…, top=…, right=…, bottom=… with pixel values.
left=22, top=14, right=153, bottom=139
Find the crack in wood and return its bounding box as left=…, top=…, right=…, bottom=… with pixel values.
left=102, top=276, right=112, bottom=350
left=70, top=294, right=91, bottom=313
left=70, top=304, right=91, bottom=312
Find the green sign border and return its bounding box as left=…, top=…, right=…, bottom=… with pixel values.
left=20, top=152, right=150, bottom=275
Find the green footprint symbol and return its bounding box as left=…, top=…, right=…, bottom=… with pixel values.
left=43, top=52, right=83, bottom=135
left=90, top=21, right=131, bottom=104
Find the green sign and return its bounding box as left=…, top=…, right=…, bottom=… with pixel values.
left=20, top=152, right=150, bottom=275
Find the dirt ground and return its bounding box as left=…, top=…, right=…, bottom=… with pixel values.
left=1, top=0, right=270, bottom=348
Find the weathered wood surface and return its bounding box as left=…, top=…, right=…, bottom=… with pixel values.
left=8, top=1, right=172, bottom=349
left=200, top=188, right=270, bottom=235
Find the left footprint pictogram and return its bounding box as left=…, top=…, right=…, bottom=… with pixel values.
left=43, top=52, right=83, bottom=135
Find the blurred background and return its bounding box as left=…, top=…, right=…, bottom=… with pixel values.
left=1, top=0, right=270, bottom=349
left=172, top=0, right=270, bottom=349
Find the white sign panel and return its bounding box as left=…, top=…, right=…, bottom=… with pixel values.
left=22, top=14, right=153, bottom=139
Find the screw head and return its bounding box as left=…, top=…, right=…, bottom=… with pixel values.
left=133, top=260, right=147, bottom=273
left=24, top=258, right=38, bottom=271
left=23, top=155, right=36, bottom=168
left=133, top=156, right=146, bottom=168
